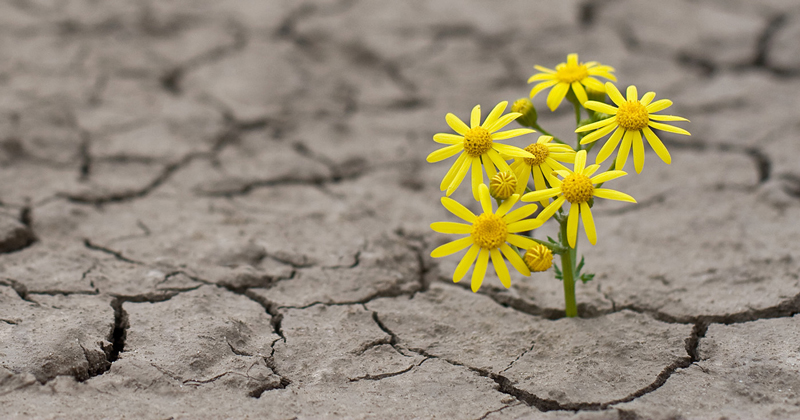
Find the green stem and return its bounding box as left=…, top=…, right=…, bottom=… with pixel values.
left=559, top=218, right=578, bottom=318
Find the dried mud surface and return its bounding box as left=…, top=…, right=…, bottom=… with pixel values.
left=2, top=1, right=800, bottom=419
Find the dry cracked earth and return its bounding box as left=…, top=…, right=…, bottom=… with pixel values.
left=1, top=0, right=800, bottom=419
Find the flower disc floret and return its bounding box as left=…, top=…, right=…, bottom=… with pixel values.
left=470, top=213, right=508, bottom=249
left=462, top=127, right=493, bottom=157
left=561, top=173, right=594, bottom=203
left=616, top=101, right=649, bottom=131
left=523, top=143, right=549, bottom=166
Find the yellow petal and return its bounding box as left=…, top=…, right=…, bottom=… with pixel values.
left=547, top=82, right=570, bottom=111
left=648, top=121, right=691, bottom=136
left=500, top=244, right=530, bottom=276
left=471, top=156, right=484, bottom=201
left=583, top=101, right=618, bottom=115
left=490, top=249, right=511, bottom=288
left=487, top=113, right=522, bottom=133
left=441, top=196, right=477, bottom=222
left=528, top=73, right=556, bottom=83
left=581, top=77, right=606, bottom=91
left=491, top=128, right=536, bottom=141
left=616, top=130, right=634, bottom=170
left=571, top=81, right=588, bottom=106
left=483, top=101, right=508, bottom=128
left=567, top=204, right=580, bottom=248
left=445, top=155, right=472, bottom=196
left=579, top=121, right=617, bottom=145
left=580, top=202, right=597, bottom=245
left=584, top=164, right=601, bottom=177
left=507, top=218, right=543, bottom=233
left=507, top=234, right=537, bottom=250
left=532, top=168, right=548, bottom=208
left=471, top=248, right=490, bottom=292
left=648, top=114, right=690, bottom=122
left=590, top=170, right=627, bottom=184
left=433, top=133, right=464, bottom=144
left=431, top=236, right=473, bottom=258
left=514, top=163, right=531, bottom=195
left=496, top=194, right=520, bottom=217
left=646, top=99, right=672, bottom=113
left=575, top=115, right=616, bottom=133
left=427, top=143, right=464, bottom=163
left=642, top=127, right=671, bottom=164
left=483, top=155, right=497, bottom=180
left=470, top=105, right=481, bottom=129
left=640, top=92, right=656, bottom=106
left=430, top=222, right=472, bottom=234
left=529, top=80, right=559, bottom=98
left=486, top=149, right=512, bottom=173
left=626, top=85, right=638, bottom=101
left=502, top=203, right=539, bottom=224
left=522, top=187, right=560, bottom=203
left=493, top=143, right=533, bottom=159
left=534, top=65, right=556, bottom=74
left=574, top=150, right=587, bottom=173
left=596, top=127, right=625, bottom=164
left=478, top=183, right=492, bottom=215
left=593, top=188, right=636, bottom=203
left=446, top=113, right=470, bottom=135
left=537, top=196, right=566, bottom=221
left=440, top=152, right=468, bottom=191
left=605, top=82, right=625, bottom=107
left=632, top=130, right=645, bottom=174
left=454, top=244, right=480, bottom=283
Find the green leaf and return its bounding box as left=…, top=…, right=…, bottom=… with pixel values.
left=579, top=273, right=595, bottom=284
left=554, top=263, right=563, bottom=281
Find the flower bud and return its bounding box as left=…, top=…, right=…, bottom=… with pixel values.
left=511, top=98, right=538, bottom=128
left=489, top=171, right=517, bottom=201
left=524, top=243, right=553, bottom=272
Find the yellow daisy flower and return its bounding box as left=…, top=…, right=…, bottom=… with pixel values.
left=430, top=184, right=543, bottom=292
left=576, top=82, right=691, bottom=174
left=427, top=102, right=535, bottom=200
left=528, top=53, right=617, bottom=111
left=521, top=150, right=636, bottom=248
left=510, top=136, right=577, bottom=208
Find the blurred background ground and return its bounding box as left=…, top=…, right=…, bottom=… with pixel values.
left=1, top=1, right=800, bottom=419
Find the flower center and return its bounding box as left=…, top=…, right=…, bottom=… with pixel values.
left=462, top=127, right=493, bottom=157
left=471, top=213, right=508, bottom=250
left=616, top=100, right=649, bottom=131
left=523, top=143, right=549, bottom=166
left=561, top=173, right=594, bottom=204
left=490, top=171, right=517, bottom=200
left=555, top=63, right=589, bottom=84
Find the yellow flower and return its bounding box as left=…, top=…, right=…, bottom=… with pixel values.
left=524, top=244, right=553, bottom=272
left=510, top=136, right=576, bottom=208
left=576, top=82, right=691, bottom=174
left=528, top=53, right=617, bottom=111
left=430, top=184, right=542, bottom=292
left=427, top=102, right=535, bottom=200
left=521, top=150, right=636, bottom=248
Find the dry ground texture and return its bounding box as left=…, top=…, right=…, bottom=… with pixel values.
left=2, top=0, right=800, bottom=419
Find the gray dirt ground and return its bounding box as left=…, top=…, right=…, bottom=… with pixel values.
left=1, top=0, right=800, bottom=419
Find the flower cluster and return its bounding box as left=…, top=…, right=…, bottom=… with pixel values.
left=427, top=53, right=690, bottom=316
